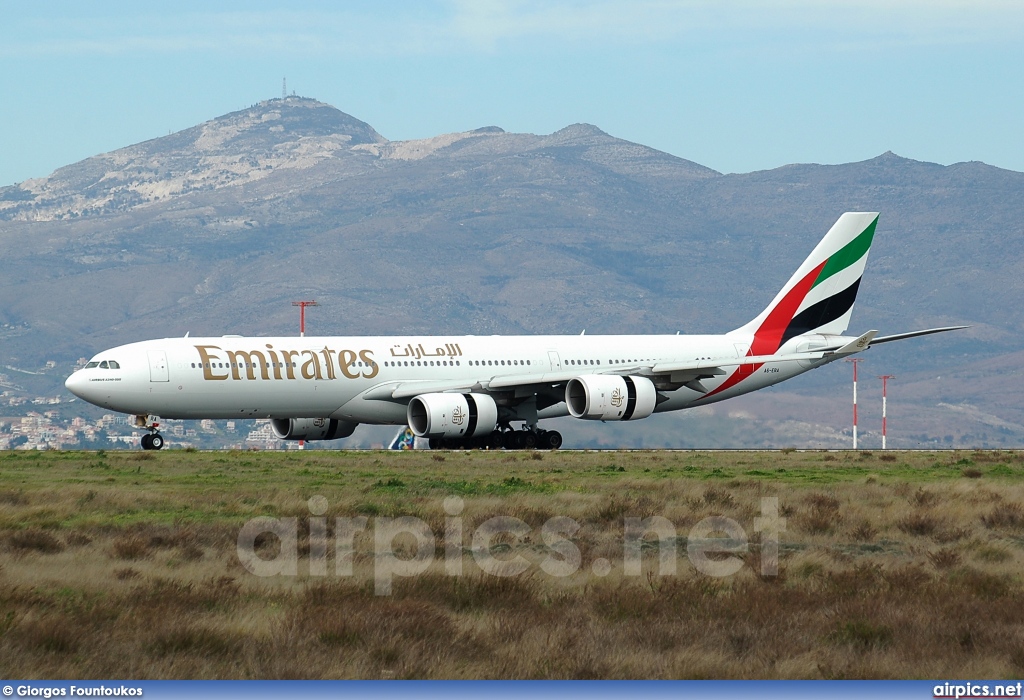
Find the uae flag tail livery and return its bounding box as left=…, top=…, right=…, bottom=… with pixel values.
left=64, top=212, right=967, bottom=450
left=708, top=212, right=884, bottom=398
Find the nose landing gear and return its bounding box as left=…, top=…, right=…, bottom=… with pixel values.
left=135, top=415, right=165, bottom=450
left=140, top=433, right=164, bottom=450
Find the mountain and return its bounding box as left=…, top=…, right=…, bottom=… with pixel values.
left=0, top=98, right=386, bottom=222
left=1, top=97, right=1021, bottom=448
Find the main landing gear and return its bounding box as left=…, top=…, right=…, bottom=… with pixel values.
left=135, top=415, right=165, bottom=451
left=428, top=427, right=562, bottom=451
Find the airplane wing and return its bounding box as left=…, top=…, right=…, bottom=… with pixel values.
left=383, top=351, right=840, bottom=400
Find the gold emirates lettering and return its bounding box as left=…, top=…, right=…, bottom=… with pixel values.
left=194, top=344, right=378, bottom=381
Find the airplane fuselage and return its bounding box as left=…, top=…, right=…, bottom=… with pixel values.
left=65, top=332, right=828, bottom=423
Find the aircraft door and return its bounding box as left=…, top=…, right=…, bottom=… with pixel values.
left=548, top=351, right=562, bottom=371
left=148, top=350, right=169, bottom=382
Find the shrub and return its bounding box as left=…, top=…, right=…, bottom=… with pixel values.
left=928, top=548, right=961, bottom=570
left=799, top=493, right=842, bottom=534
left=897, top=513, right=939, bottom=537
left=8, top=529, right=64, bottom=554
left=850, top=522, right=877, bottom=542
left=0, top=490, right=28, bottom=505
left=111, top=535, right=151, bottom=560
left=830, top=619, right=893, bottom=650
left=65, top=532, right=92, bottom=547
left=981, top=503, right=1024, bottom=530
left=910, top=488, right=940, bottom=507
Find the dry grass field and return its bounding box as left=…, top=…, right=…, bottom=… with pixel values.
left=1, top=448, right=1023, bottom=679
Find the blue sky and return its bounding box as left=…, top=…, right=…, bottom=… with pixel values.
left=2, top=1, right=1022, bottom=185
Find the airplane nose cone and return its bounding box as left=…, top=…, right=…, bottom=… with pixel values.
left=65, top=371, right=87, bottom=400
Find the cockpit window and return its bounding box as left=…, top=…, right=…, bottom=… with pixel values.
left=86, top=360, right=120, bottom=369
left=108, top=361, right=120, bottom=369
left=85, top=361, right=100, bottom=369
left=99, top=361, right=109, bottom=369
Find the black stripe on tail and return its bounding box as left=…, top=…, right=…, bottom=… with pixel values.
left=780, top=277, right=861, bottom=347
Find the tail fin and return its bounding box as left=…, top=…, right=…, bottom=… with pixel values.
left=732, top=212, right=879, bottom=354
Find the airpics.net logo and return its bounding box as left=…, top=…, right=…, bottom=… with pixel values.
left=234, top=496, right=785, bottom=595
left=934, top=682, right=1023, bottom=699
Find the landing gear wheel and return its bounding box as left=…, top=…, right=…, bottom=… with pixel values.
left=428, top=438, right=442, bottom=450
left=487, top=431, right=504, bottom=450
left=542, top=431, right=562, bottom=450
left=149, top=434, right=165, bottom=450
left=141, top=434, right=153, bottom=450
left=521, top=431, right=537, bottom=450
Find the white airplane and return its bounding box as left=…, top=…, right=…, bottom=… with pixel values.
left=65, top=212, right=964, bottom=450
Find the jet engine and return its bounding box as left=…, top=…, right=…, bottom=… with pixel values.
left=566, top=375, right=657, bottom=421
left=407, top=393, right=498, bottom=439
left=270, top=418, right=357, bottom=441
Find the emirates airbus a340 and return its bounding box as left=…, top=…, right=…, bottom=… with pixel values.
left=65, top=213, right=963, bottom=450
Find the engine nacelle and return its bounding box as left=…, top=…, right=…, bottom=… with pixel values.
left=566, top=375, right=657, bottom=421
left=407, top=393, right=498, bottom=439
left=270, top=418, right=357, bottom=441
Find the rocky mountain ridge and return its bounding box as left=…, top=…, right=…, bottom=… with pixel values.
left=0, top=97, right=716, bottom=223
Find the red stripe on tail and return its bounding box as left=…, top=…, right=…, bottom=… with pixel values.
left=705, top=260, right=826, bottom=399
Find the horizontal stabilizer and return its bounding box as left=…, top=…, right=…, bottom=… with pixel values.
left=869, top=326, right=969, bottom=345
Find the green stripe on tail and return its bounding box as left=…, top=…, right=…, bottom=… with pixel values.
left=811, top=216, right=877, bottom=289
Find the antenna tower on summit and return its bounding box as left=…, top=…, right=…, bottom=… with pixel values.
left=282, top=78, right=287, bottom=99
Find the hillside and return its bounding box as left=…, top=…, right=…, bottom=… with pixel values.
left=0, top=97, right=1020, bottom=448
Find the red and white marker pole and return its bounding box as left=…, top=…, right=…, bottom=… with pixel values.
left=845, top=358, right=863, bottom=450
left=291, top=300, right=318, bottom=337
left=879, top=375, right=895, bottom=450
